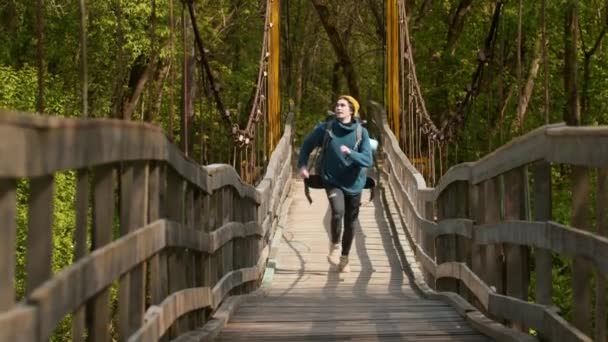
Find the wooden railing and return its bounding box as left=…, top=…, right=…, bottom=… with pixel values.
left=371, top=103, right=608, bottom=342
left=0, top=110, right=293, bottom=341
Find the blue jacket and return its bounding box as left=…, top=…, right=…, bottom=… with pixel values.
left=297, top=118, right=373, bottom=195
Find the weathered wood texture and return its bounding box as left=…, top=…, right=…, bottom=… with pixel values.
left=371, top=101, right=605, bottom=341
left=0, top=111, right=293, bottom=341
left=217, top=181, right=490, bottom=341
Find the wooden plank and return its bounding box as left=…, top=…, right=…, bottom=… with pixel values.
left=202, top=194, right=213, bottom=322
left=488, top=293, right=568, bottom=340
left=435, top=182, right=464, bottom=292
left=214, top=180, right=489, bottom=341
left=221, top=188, right=233, bottom=294
left=174, top=294, right=255, bottom=342
left=148, top=162, right=168, bottom=307
left=118, top=165, right=133, bottom=339
left=476, top=178, right=503, bottom=294
left=502, top=167, right=529, bottom=330
left=88, top=165, right=115, bottom=342
left=208, top=190, right=219, bottom=296
left=166, top=167, right=187, bottom=336
left=473, top=221, right=608, bottom=276
left=232, top=193, right=245, bottom=295
left=25, top=175, right=54, bottom=295
left=469, top=181, right=484, bottom=311
left=531, top=161, right=552, bottom=309
left=571, top=165, right=592, bottom=336
left=0, top=305, right=37, bottom=342
left=436, top=263, right=491, bottom=310
left=596, top=168, right=608, bottom=342
left=128, top=163, right=147, bottom=336
left=71, top=170, right=89, bottom=342
left=27, top=221, right=166, bottom=341
left=543, top=308, right=592, bottom=342
left=184, top=185, right=197, bottom=328
left=0, top=112, right=265, bottom=204
left=0, top=179, right=16, bottom=311
left=128, top=287, right=213, bottom=342
left=192, top=188, right=204, bottom=326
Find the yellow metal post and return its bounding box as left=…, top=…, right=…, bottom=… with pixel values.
left=268, top=0, right=281, bottom=153
left=387, top=0, right=400, bottom=137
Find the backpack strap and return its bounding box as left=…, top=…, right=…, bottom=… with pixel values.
left=313, top=119, right=333, bottom=174
left=353, top=122, right=363, bottom=151
left=321, top=119, right=334, bottom=149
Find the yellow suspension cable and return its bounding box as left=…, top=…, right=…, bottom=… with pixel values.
left=387, top=0, right=400, bottom=138
left=268, top=0, right=281, bottom=153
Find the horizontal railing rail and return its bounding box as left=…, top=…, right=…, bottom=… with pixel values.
left=371, top=102, right=606, bottom=342
left=0, top=110, right=293, bottom=341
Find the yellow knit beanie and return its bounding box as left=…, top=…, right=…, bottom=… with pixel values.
left=339, top=95, right=360, bottom=117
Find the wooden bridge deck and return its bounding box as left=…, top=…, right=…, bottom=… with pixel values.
left=217, top=181, right=491, bottom=341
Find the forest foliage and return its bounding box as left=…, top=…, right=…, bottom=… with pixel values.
left=1, top=0, right=607, bottom=339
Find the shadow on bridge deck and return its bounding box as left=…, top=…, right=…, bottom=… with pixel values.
left=216, top=180, right=492, bottom=341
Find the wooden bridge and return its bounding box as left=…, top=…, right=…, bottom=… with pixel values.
left=1, top=104, right=608, bottom=341
left=2, top=0, right=608, bottom=341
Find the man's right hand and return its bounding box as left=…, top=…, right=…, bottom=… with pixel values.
left=299, top=167, right=309, bottom=179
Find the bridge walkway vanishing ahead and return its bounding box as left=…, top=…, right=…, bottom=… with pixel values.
left=216, top=180, right=492, bottom=341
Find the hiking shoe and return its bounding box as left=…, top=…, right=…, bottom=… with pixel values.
left=338, top=256, right=350, bottom=273
left=327, top=243, right=341, bottom=264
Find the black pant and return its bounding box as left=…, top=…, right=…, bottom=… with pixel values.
left=325, top=186, right=362, bottom=257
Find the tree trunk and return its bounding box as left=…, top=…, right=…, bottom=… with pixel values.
left=564, top=1, right=580, bottom=125
left=415, top=0, right=434, bottom=27
left=310, top=0, right=360, bottom=102
left=581, top=26, right=607, bottom=117
left=111, top=0, right=127, bottom=119
left=366, top=0, right=386, bottom=44
left=36, top=0, right=45, bottom=113
left=122, top=54, right=160, bottom=120
left=445, top=0, right=473, bottom=55
left=565, top=1, right=593, bottom=337
left=332, top=62, right=341, bottom=101
left=513, top=38, right=542, bottom=131
left=181, top=6, right=195, bottom=155
left=146, top=61, right=171, bottom=123
left=541, top=0, right=550, bottom=124
left=79, top=0, right=88, bottom=118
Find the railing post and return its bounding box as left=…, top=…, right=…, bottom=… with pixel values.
left=436, top=181, right=468, bottom=293
left=571, top=165, right=592, bottom=336
left=88, top=166, right=115, bottom=342
left=422, top=200, right=436, bottom=289
left=596, top=168, right=608, bottom=341
left=148, top=162, right=169, bottom=335
left=208, top=189, right=220, bottom=304
left=166, top=167, right=187, bottom=336
left=26, top=175, right=54, bottom=339
left=201, top=192, right=213, bottom=322
left=218, top=187, right=234, bottom=294
left=118, top=162, right=147, bottom=339
left=475, top=177, right=504, bottom=296
left=502, top=167, right=530, bottom=330
left=192, top=188, right=204, bottom=326
left=25, top=175, right=54, bottom=297
left=232, top=191, right=243, bottom=295
left=0, top=180, right=16, bottom=312
left=71, top=169, right=89, bottom=341
left=531, top=162, right=552, bottom=306
left=184, top=185, right=197, bottom=327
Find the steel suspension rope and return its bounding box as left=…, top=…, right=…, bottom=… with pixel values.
left=185, top=0, right=237, bottom=137
left=396, top=0, right=504, bottom=182
left=183, top=0, right=276, bottom=183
